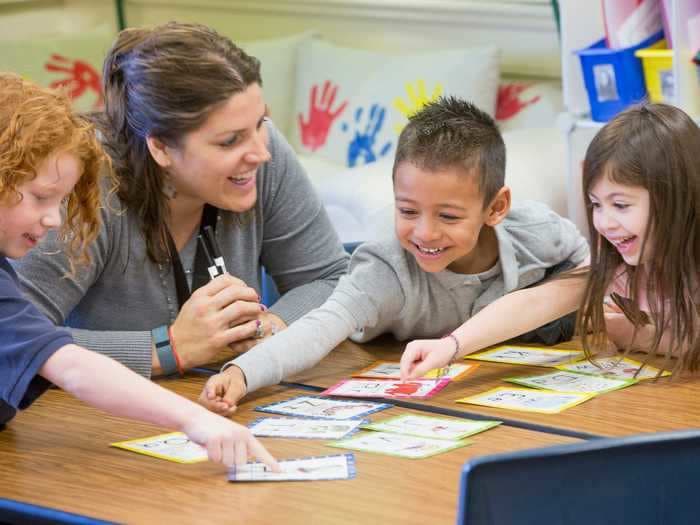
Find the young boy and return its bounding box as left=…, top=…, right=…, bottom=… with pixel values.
left=0, top=73, right=277, bottom=470
left=199, top=96, right=589, bottom=414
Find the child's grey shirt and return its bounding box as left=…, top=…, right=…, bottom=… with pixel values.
left=230, top=201, right=589, bottom=392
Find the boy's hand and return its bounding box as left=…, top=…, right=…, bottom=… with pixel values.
left=198, top=366, right=247, bottom=416
left=400, top=337, right=456, bottom=382
left=182, top=410, right=280, bottom=471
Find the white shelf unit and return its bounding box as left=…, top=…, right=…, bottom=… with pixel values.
left=559, top=0, right=700, bottom=234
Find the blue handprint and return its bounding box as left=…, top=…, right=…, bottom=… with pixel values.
left=342, top=104, right=392, bottom=167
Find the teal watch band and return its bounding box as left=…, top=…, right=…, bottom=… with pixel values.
left=151, top=325, right=177, bottom=375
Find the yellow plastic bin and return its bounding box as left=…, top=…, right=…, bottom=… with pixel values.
left=635, top=40, right=674, bottom=103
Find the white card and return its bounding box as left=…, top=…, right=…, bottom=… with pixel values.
left=467, top=346, right=584, bottom=367
left=321, top=378, right=449, bottom=399
left=111, top=432, right=207, bottom=463
left=228, top=454, right=356, bottom=481
left=354, top=361, right=477, bottom=381
left=556, top=356, right=670, bottom=380
left=506, top=370, right=636, bottom=394
left=255, top=395, right=391, bottom=420
left=248, top=417, right=365, bottom=439
left=329, top=431, right=469, bottom=459
left=458, top=387, right=595, bottom=414
left=363, top=414, right=501, bottom=440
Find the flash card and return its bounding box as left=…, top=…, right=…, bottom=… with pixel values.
left=111, top=432, right=207, bottom=463
left=329, top=431, right=470, bottom=459
left=362, top=414, right=501, bottom=440
left=248, top=417, right=365, bottom=439
left=466, top=345, right=584, bottom=367
left=556, top=356, right=671, bottom=380
left=505, top=370, right=637, bottom=394
left=255, top=396, right=391, bottom=420
left=353, top=361, right=478, bottom=381
left=229, top=454, right=356, bottom=482
left=321, top=378, right=450, bottom=399
left=457, top=387, right=595, bottom=414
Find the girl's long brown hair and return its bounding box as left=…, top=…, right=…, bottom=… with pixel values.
left=98, top=22, right=262, bottom=263
left=0, top=73, right=112, bottom=268
left=578, top=103, right=699, bottom=374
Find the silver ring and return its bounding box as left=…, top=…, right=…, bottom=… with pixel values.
left=254, top=321, right=265, bottom=339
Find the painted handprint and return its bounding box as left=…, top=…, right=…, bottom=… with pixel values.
left=342, top=104, right=392, bottom=167
left=45, top=54, right=103, bottom=108
left=298, top=80, right=348, bottom=152
left=392, top=79, right=443, bottom=133
left=495, top=83, right=541, bottom=121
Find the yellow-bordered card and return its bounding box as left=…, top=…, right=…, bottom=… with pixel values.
left=555, top=356, right=671, bottom=380
left=466, top=345, right=584, bottom=367
left=352, top=360, right=479, bottom=381
left=504, top=370, right=637, bottom=394
left=111, top=432, right=207, bottom=464
left=457, top=387, right=595, bottom=414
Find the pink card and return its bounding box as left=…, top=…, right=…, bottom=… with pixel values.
left=320, top=378, right=450, bottom=400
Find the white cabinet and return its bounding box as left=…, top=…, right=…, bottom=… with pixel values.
left=559, top=0, right=700, bottom=233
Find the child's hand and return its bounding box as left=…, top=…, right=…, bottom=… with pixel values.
left=400, top=337, right=456, bottom=382
left=183, top=410, right=280, bottom=471
left=198, top=366, right=247, bottom=416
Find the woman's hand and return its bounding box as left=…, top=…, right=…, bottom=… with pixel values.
left=227, top=311, right=288, bottom=355
left=169, top=274, right=263, bottom=369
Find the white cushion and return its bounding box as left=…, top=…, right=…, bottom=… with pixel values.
left=291, top=38, right=500, bottom=168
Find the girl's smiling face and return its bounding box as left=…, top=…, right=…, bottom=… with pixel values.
left=0, top=151, right=81, bottom=258
left=589, top=174, right=652, bottom=266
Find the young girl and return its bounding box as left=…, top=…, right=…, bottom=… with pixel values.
left=400, top=102, right=699, bottom=379
left=0, top=73, right=277, bottom=470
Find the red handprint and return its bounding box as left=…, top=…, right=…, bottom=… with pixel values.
left=298, top=80, right=348, bottom=152
left=45, top=54, right=103, bottom=109
left=386, top=382, right=421, bottom=396
left=496, top=83, right=541, bottom=121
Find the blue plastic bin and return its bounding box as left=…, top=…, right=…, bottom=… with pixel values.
left=575, top=31, right=664, bottom=122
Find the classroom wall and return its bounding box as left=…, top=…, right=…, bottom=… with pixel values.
left=0, top=0, right=116, bottom=38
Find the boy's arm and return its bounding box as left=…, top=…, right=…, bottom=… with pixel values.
left=400, top=266, right=587, bottom=380
left=39, top=344, right=277, bottom=468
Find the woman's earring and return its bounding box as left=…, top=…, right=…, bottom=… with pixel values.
left=163, top=175, right=178, bottom=199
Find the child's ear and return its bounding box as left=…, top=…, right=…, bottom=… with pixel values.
left=484, top=186, right=511, bottom=226
left=145, top=135, right=173, bottom=168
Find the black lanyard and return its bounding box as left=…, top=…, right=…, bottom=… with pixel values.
left=166, top=204, right=220, bottom=310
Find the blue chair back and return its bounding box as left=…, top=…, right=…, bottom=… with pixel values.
left=457, top=428, right=700, bottom=525
left=0, top=498, right=115, bottom=525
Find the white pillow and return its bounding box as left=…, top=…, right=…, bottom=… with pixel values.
left=291, top=39, right=500, bottom=168
left=239, top=32, right=315, bottom=138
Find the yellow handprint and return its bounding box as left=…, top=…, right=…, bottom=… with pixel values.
left=392, top=79, right=443, bottom=134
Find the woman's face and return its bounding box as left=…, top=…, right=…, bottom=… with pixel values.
left=162, top=83, right=271, bottom=213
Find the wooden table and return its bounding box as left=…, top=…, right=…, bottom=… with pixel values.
left=287, top=338, right=700, bottom=438
left=0, top=375, right=578, bottom=525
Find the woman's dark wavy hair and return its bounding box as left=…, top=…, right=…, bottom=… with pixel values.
left=99, top=22, right=261, bottom=262
left=578, top=103, right=699, bottom=374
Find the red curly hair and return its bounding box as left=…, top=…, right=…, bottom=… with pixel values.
left=0, top=73, right=113, bottom=267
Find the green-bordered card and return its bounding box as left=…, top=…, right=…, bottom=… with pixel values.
left=328, top=431, right=470, bottom=459
left=555, top=356, right=671, bottom=380
left=362, top=414, right=500, bottom=440
left=504, top=370, right=637, bottom=394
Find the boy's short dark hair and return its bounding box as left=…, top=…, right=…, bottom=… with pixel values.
left=392, top=96, right=505, bottom=207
